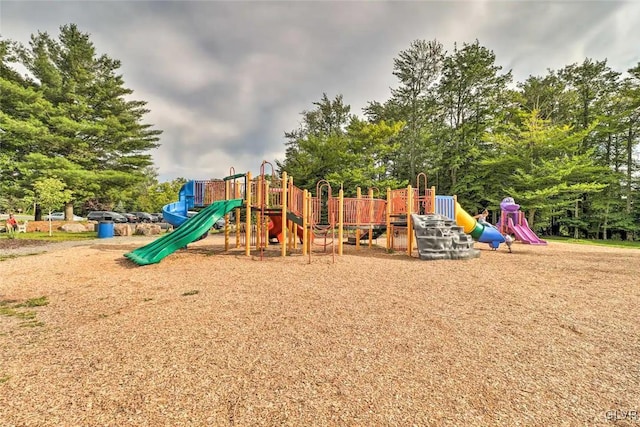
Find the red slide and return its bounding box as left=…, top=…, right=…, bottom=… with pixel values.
left=268, top=214, right=304, bottom=243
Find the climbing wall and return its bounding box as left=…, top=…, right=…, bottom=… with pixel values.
left=411, top=214, right=480, bottom=260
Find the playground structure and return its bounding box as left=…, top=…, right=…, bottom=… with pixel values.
left=125, top=164, right=509, bottom=265
left=497, top=197, right=547, bottom=245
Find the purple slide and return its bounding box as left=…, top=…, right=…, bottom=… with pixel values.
left=507, top=217, right=547, bottom=245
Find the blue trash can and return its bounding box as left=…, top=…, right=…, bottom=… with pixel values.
left=97, top=221, right=114, bottom=238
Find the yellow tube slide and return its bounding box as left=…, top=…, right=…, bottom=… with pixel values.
left=454, top=202, right=477, bottom=234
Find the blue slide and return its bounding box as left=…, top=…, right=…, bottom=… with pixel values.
left=162, top=181, right=196, bottom=228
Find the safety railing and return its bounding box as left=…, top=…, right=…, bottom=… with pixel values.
left=342, top=197, right=387, bottom=226
left=289, top=185, right=305, bottom=218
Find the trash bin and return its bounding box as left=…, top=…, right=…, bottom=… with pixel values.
left=97, top=221, right=114, bottom=238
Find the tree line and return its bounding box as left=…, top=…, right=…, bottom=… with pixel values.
left=1, top=26, right=638, bottom=239
left=277, top=40, right=639, bottom=240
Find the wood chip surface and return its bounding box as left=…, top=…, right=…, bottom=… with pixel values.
left=1, top=236, right=639, bottom=426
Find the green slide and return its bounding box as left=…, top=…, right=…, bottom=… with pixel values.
left=124, top=199, right=244, bottom=266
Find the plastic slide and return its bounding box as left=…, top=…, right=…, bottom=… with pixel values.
left=454, top=202, right=505, bottom=249
left=507, top=216, right=547, bottom=245
left=267, top=214, right=305, bottom=243
left=498, top=197, right=547, bottom=245
left=162, top=199, right=190, bottom=228
left=124, top=199, right=244, bottom=266
left=161, top=181, right=195, bottom=228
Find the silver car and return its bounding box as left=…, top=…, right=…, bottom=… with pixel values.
left=44, top=212, right=85, bottom=221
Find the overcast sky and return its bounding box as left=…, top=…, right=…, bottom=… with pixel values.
left=2, top=1, right=639, bottom=182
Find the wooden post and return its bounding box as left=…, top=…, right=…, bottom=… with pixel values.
left=264, top=180, right=270, bottom=249
left=338, top=188, right=344, bottom=256
left=225, top=180, right=230, bottom=251
left=386, top=187, right=392, bottom=251
left=290, top=177, right=297, bottom=250
left=430, top=186, right=436, bottom=214
left=407, top=184, right=413, bottom=257
left=256, top=174, right=263, bottom=250
left=307, top=192, right=313, bottom=259
left=281, top=171, right=287, bottom=257
left=368, top=188, right=374, bottom=248
left=302, top=189, right=308, bottom=256
left=356, top=187, right=361, bottom=250
left=245, top=172, right=252, bottom=257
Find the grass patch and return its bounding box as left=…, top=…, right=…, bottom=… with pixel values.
left=0, top=252, right=46, bottom=262
left=20, top=321, right=45, bottom=328
left=13, top=311, right=37, bottom=320
left=1, top=231, right=97, bottom=242
left=181, top=290, right=199, bottom=296
left=15, top=296, right=49, bottom=308
left=546, top=236, right=640, bottom=249
left=0, top=306, right=19, bottom=317
left=24, top=296, right=48, bottom=307
left=0, top=299, right=19, bottom=306
left=0, top=296, right=48, bottom=327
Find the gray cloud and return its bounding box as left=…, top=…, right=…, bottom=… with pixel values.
left=2, top=1, right=639, bottom=182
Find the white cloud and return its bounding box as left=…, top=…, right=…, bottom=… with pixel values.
left=3, top=0, right=639, bottom=183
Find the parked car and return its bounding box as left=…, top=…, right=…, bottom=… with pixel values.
left=213, top=218, right=226, bottom=230
left=123, top=213, right=138, bottom=223
left=151, top=213, right=164, bottom=222
left=44, top=212, right=85, bottom=221
left=132, top=212, right=156, bottom=223
left=86, top=211, right=128, bottom=223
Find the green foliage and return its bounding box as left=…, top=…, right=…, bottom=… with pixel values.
left=482, top=110, right=609, bottom=230
left=278, top=95, right=409, bottom=195
left=277, top=43, right=638, bottom=240
left=33, top=177, right=73, bottom=235
left=1, top=231, right=97, bottom=242
left=33, top=178, right=72, bottom=213
left=15, top=296, right=49, bottom=308
left=436, top=40, right=513, bottom=194
left=390, top=39, right=445, bottom=183
left=2, top=27, right=638, bottom=240
left=0, top=24, right=161, bottom=214
left=277, top=94, right=354, bottom=191
left=0, top=296, right=48, bottom=328
left=326, top=119, right=407, bottom=194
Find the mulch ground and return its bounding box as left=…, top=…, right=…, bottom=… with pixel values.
left=1, top=236, right=639, bottom=426
left=0, top=239, right=51, bottom=250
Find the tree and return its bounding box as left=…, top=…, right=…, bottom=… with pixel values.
left=1, top=24, right=162, bottom=216
left=517, top=72, right=576, bottom=125
left=483, top=110, right=609, bottom=235
left=436, top=40, right=512, bottom=196
left=277, top=94, right=353, bottom=191
left=33, top=178, right=73, bottom=236
left=620, top=64, right=640, bottom=222
left=559, top=59, right=620, bottom=133
left=133, top=174, right=188, bottom=213
left=326, top=118, right=407, bottom=194
left=390, top=39, right=445, bottom=184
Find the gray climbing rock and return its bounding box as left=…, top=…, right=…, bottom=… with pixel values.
left=411, top=214, right=480, bottom=260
